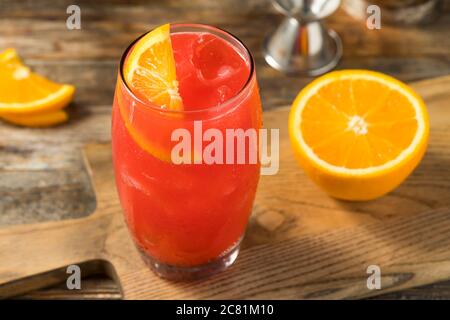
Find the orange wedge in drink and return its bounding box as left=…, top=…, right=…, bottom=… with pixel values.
left=0, top=48, right=74, bottom=127
left=123, top=23, right=182, bottom=111
left=289, top=70, right=429, bottom=200
left=118, top=24, right=186, bottom=162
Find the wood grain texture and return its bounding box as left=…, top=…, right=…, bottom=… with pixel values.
left=0, top=0, right=449, bottom=299
left=1, top=76, right=450, bottom=300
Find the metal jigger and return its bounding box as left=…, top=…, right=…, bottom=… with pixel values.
left=263, top=0, right=342, bottom=75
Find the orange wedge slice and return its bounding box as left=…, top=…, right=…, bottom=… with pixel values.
left=0, top=48, right=20, bottom=63
left=124, top=23, right=182, bottom=111
left=1, top=110, right=68, bottom=127
left=289, top=70, right=429, bottom=200
left=0, top=48, right=75, bottom=116
left=118, top=24, right=188, bottom=162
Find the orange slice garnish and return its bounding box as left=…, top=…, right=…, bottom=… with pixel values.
left=124, top=24, right=182, bottom=111
left=289, top=70, right=429, bottom=200
left=118, top=24, right=190, bottom=162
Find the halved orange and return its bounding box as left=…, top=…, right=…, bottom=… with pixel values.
left=0, top=48, right=75, bottom=116
left=124, top=23, right=182, bottom=111
left=289, top=70, right=429, bottom=200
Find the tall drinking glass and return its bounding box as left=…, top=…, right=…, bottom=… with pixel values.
left=112, top=24, right=262, bottom=280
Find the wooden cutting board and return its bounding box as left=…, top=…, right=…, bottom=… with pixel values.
left=1, top=76, right=450, bottom=300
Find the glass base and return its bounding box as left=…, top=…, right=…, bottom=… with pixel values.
left=137, top=239, right=241, bottom=281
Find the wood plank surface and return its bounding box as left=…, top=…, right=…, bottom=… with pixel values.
left=0, top=0, right=449, bottom=299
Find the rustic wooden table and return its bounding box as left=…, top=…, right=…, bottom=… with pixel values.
left=1, top=0, right=449, bottom=299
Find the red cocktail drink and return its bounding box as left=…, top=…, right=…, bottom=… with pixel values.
left=112, top=24, right=262, bottom=279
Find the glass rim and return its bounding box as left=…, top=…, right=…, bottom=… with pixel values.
left=118, top=23, right=256, bottom=115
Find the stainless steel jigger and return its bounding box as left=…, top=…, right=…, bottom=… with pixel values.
left=263, top=0, right=342, bottom=76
